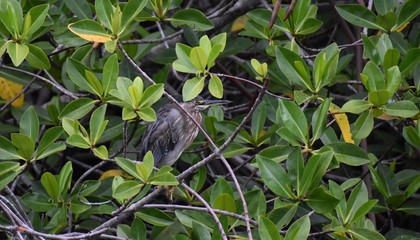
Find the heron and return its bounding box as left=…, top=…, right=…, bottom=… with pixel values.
left=138, top=97, right=230, bottom=168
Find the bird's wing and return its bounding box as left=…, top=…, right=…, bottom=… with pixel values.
left=139, top=112, right=179, bottom=165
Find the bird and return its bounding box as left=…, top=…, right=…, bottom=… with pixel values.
left=138, top=97, right=230, bottom=168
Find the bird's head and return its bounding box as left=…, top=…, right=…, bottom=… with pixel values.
left=189, top=97, right=231, bottom=111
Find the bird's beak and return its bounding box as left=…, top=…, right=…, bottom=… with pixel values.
left=196, top=99, right=231, bottom=110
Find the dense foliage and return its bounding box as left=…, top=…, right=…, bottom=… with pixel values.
left=0, top=0, right=419, bottom=239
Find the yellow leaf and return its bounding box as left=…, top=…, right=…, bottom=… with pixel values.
left=0, top=77, right=24, bottom=107
left=99, top=169, right=125, bottom=181
left=329, top=103, right=354, bottom=144
left=231, top=15, right=249, bottom=32
left=67, top=23, right=112, bottom=43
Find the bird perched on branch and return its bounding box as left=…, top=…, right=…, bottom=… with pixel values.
left=138, top=97, right=230, bottom=168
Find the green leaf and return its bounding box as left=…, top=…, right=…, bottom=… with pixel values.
left=149, top=167, right=178, bottom=186
left=311, top=99, right=330, bottom=142
left=395, top=0, right=420, bottom=30
left=208, top=74, right=223, bottom=99
left=345, top=182, right=368, bottom=223
left=136, top=151, right=154, bottom=182
left=287, top=148, right=304, bottom=195
left=182, top=77, right=205, bottom=101
left=258, top=216, right=282, bottom=240
left=169, top=9, right=214, bottom=31
left=22, top=4, right=49, bottom=38
left=36, top=143, right=66, bottom=160
left=0, top=136, right=22, bottom=160
left=275, top=47, right=313, bottom=91
left=383, top=49, right=400, bottom=71
left=59, top=98, right=97, bottom=120
left=335, top=4, right=385, bottom=30
left=102, top=54, right=119, bottom=96
left=349, top=228, right=385, bottom=240
left=67, top=134, right=90, bottom=149
left=190, top=47, right=207, bottom=71
left=66, top=58, right=102, bottom=95
left=306, top=187, right=339, bottom=214
left=173, top=43, right=197, bottom=74
left=139, top=83, right=164, bottom=108
left=64, top=0, right=92, bottom=19
left=353, top=110, right=374, bottom=140
left=131, top=218, right=147, bottom=240
left=21, top=192, right=55, bottom=212
left=399, top=48, right=420, bottom=78
left=368, top=90, right=391, bottom=106
left=25, top=44, right=51, bottom=69
left=362, top=61, right=385, bottom=92
left=256, top=155, right=295, bottom=199
left=383, top=101, right=419, bottom=118
left=285, top=215, right=310, bottom=240
left=0, top=162, right=21, bottom=191
left=11, top=133, right=34, bottom=160
left=20, top=106, right=39, bottom=142
left=328, top=142, right=370, bottom=166
left=112, top=180, right=142, bottom=200
left=36, top=126, right=64, bottom=159
left=90, top=104, right=109, bottom=145
left=297, top=18, right=323, bottom=35
left=213, top=193, right=236, bottom=214
left=352, top=199, right=378, bottom=222
left=403, top=124, right=420, bottom=148
left=210, top=177, right=234, bottom=205
left=0, top=0, right=23, bottom=37
left=95, top=0, right=114, bottom=30
left=120, top=0, right=147, bottom=34
left=68, top=19, right=112, bottom=43
left=115, top=157, right=142, bottom=180
left=374, top=0, right=395, bottom=15
left=278, top=100, right=308, bottom=144
left=58, top=161, right=72, bottom=196
left=41, top=172, right=59, bottom=200
left=385, top=66, right=401, bottom=95
left=136, top=208, right=174, bottom=227
left=7, top=42, right=29, bottom=67
left=93, top=145, right=108, bottom=159
left=138, top=107, right=157, bottom=122
left=258, top=145, right=294, bottom=163
left=341, top=100, right=374, bottom=114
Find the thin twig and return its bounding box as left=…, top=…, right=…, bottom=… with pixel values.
left=180, top=182, right=228, bottom=240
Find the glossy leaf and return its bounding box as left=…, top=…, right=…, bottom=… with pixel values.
left=7, top=42, right=29, bottom=67
left=208, top=74, right=223, bottom=99
left=68, top=19, right=112, bottom=43
left=58, top=98, right=97, bottom=120
left=169, top=9, right=214, bottom=31
left=20, top=106, right=39, bottom=142
left=95, top=0, right=114, bottom=30
left=182, top=77, right=205, bottom=101
left=11, top=133, right=34, bottom=160
left=120, top=0, right=147, bottom=33
left=275, top=47, right=313, bottom=91
left=25, top=44, right=51, bottom=69
left=258, top=216, right=282, bottom=240
left=284, top=215, right=310, bottom=240
left=383, top=101, right=419, bottom=118
left=311, top=99, right=330, bottom=142
left=41, top=172, right=59, bottom=200
left=341, top=100, right=374, bottom=114
left=278, top=99, right=308, bottom=143
left=256, top=155, right=295, bottom=199
left=22, top=4, right=49, bottom=38
left=102, top=54, right=119, bottom=96
left=336, top=4, right=385, bottom=30
left=328, top=142, right=370, bottom=166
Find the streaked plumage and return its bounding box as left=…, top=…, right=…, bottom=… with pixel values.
left=138, top=98, right=229, bottom=167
